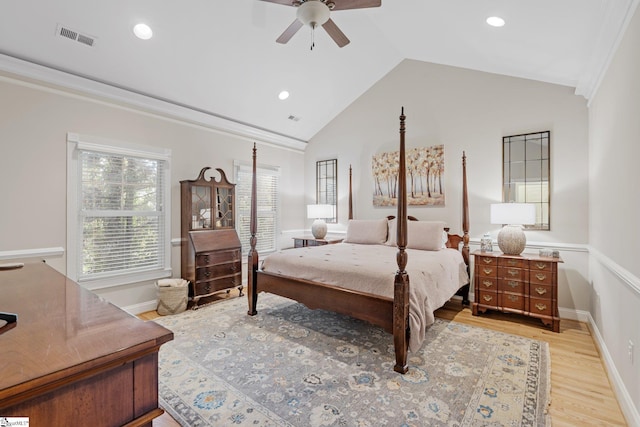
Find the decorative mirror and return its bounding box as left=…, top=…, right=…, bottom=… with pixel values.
left=316, top=159, right=337, bottom=223
left=502, top=131, right=550, bottom=230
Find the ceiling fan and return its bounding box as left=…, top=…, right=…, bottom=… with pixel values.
left=261, top=0, right=382, bottom=49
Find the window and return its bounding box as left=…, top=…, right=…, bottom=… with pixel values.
left=503, top=131, right=550, bottom=230
left=67, top=133, right=172, bottom=289
left=235, top=160, right=280, bottom=255
left=316, top=159, right=337, bottom=223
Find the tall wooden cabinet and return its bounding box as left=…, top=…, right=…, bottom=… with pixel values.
left=181, top=167, right=242, bottom=308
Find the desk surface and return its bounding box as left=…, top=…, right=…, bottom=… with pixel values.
left=0, top=261, right=173, bottom=405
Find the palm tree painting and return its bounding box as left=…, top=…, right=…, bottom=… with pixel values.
left=372, top=144, right=445, bottom=206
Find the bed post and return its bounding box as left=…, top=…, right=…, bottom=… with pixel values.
left=393, top=108, right=410, bottom=374
left=460, top=151, right=471, bottom=304
left=247, top=143, right=258, bottom=316
left=348, top=165, right=353, bottom=220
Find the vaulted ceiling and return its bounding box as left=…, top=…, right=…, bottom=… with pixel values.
left=0, top=0, right=635, bottom=147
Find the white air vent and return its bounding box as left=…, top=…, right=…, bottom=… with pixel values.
left=56, top=24, right=96, bottom=47
left=288, top=115, right=301, bottom=122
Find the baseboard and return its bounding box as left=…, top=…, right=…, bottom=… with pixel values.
left=586, top=312, right=640, bottom=427
left=123, top=299, right=158, bottom=316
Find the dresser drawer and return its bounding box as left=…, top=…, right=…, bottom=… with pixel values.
left=529, top=297, right=553, bottom=316
left=196, top=261, right=241, bottom=281
left=529, top=270, right=553, bottom=285
left=476, top=277, right=498, bottom=291
left=477, top=265, right=498, bottom=278
left=500, top=292, right=525, bottom=311
left=498, top=257, right=526, bottom=268
left=499, top=279, right=525, bottom=294
left=499, top=267, right=527, bottom=281
left=476, top=256, right=498, bottom=267
left=194, top=274, right=241, bottom=296
left=530, top=284, right=553, bottom=300
left=196, top=249, right=240, bottom=267
left=476, top=290, right=498, bottom=308
left=530, top=260, right=553, bottom=272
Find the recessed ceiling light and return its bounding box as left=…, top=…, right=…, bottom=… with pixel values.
left=486, top=16, right=505, bottom=27
left=278, top=90, right=290, bottom=100
left=133, top=23, right=153, bottom=40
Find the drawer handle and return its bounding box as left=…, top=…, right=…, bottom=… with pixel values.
left=507, top=259, right=517, bottom=266
left=482, top=258, right=493, bottom=264
left=204, top=255, right=209, bottom=263
left=204, top=270, right=211, bottom=277
left=205, top=284, right=211, bottom=292
left=482, top=280, right=493, bottom=288
left=230, top=265, right=237, bottom=272
left=535, top=273, right=547, bottom=281
left=508, top=269, right=518, bottom=276
left=535, top=287, right=547, bottom=295
left=507, top=281, right=519, bottom=288
left=508, top=294, right=519, bottom=302
left=483, top=295, right=493, bottom=302
left=535, top=303, right=547, bottom=311
left=535, top=262, right=546, bottom=270
left=483, top=268, right=493, bottom=275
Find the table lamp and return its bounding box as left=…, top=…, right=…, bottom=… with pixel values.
left=490, top=203, right=536, bottom=255
left=307, top=204, right=333, bottom=239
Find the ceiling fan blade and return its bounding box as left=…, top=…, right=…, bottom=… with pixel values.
left=276, top=19, right=304, bottom=44
left=322, top=18, right=350, bottom=47
left=259, top=0, right=298, bottom=6
left=330, top=0, right=381, bottom=11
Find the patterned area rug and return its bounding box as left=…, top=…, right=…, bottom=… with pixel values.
left=154, top=293, right=551, bottom=426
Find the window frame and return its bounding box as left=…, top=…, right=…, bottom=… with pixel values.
left=234, top=160, right=280, bottom=256
left=66, top=133, right=172, bottom=290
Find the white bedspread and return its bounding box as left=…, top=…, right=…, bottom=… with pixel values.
left=261, top=243, right=469, bottom=352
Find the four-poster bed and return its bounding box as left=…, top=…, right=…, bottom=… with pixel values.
left=247, top=109, right=470, bottom=374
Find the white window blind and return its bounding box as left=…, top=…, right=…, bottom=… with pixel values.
left=67, top=134, right=171, bottom=288
left=235, top=161, right=280, bottom=255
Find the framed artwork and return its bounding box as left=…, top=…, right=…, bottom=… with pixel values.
left=372, top=144, right=445, bottom=207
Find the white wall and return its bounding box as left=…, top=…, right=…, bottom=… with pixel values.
left=0, top=71, right=306, bottom=311
left=588, top=3, right=640, bottom=423
left=305, top=58, right=590, bottom=312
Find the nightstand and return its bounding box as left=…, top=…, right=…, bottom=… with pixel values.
left=472, top=250, right=563, bottom=332
left=293, top=235, right=344, bottom=248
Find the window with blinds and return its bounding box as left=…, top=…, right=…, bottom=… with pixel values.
left=234, top=161, right=280, bottom=255
left=67, top=134, right=172, bottom=288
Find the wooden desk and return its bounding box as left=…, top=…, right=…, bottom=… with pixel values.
left=0, top=262, right=173, bottom=426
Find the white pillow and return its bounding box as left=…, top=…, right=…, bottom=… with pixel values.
left=386, top=219, right=447, bottom=251
left=344, top=219, right=388, bottom=244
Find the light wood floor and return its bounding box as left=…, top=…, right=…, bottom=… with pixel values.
left=143, top=293, right=628, bottom=427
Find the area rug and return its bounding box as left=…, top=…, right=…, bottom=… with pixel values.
left=154, top=293, right=551, bottom=426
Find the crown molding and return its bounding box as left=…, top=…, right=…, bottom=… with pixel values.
left=0, top=53, right=308, bottom=152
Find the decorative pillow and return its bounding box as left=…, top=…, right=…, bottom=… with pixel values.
left=344, top=219, right=388, bottom=244
left=386, top=219, right=447, bottom=250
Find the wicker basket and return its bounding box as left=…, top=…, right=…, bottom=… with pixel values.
left=156, top=279, right=189, bottom=315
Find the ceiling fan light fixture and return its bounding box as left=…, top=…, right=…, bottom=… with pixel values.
left=296, top=1, right=330, bottom=27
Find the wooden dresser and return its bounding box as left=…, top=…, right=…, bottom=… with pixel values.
left=472, top=251, right=562, bottom=332
left=183, top=229, right=242, bottom=307
left=0, top=262, right=173, bottom=426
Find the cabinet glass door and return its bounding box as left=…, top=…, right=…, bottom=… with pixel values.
left=191, top=185, right=211, bottom=229
left=215, top=187, right=234, bottom=228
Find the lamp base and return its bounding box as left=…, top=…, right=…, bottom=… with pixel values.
left=311, top=219, right=327, bottom=239
left=497, top=224, right=526, bottom=255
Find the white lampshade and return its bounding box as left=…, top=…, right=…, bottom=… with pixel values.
left=490, top=203, right=536, bottom=255
left=307, top=204, right=333, bottom=219
left=307, top=204, right=333, bottom=239
left=490, top=203, right=536, bottom=225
